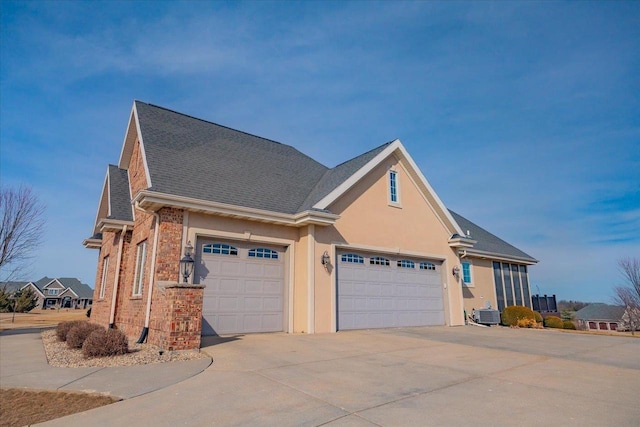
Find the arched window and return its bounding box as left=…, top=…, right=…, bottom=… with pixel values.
left=397, top=260, right=415, bottom=268
left=248, top=248, right=278, bottom=259
left=370, top=256, right=390, bottom=266
left=341, top=253, right=364, bottom=264
left=203, top=243, right=238, bottom=256
left=419, top=262, right=436, bottom=271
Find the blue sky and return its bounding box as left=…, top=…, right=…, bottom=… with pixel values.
left=1, top=1, right=638, bottom=302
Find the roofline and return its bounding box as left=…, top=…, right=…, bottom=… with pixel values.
left=460, top=248, right=538, bottom=265
left=20, top=282, right=44, bottom=297
left=132, top=190, right=340, bottom=227
left=312, top=139, right=465, bottom=236
left=58, top=287, right=79, bottom=298
left=98, top=218, right=135, bottom=232
left=83, top=238, right=102, bottom=249
left=43, top=279, right=63, bottom=289
left=117, top=102, right=152, bottom=187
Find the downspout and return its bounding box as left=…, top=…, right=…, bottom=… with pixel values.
left=135, top=201, right=160, bottom=343
left=108, top=224, right=127, bottom=328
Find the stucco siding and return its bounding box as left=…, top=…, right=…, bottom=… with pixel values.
left=461, top=258, right=497, bottom=315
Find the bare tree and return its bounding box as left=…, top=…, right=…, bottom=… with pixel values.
left=0, top=186, right=45, bottom=281
left=613, top=257, right=640, bottom=335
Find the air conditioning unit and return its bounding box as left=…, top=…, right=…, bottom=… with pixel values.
left=472, top=309, right=501, bottom=325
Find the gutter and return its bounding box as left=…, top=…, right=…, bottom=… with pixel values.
left=108, top=225, right=127, bottom=328
left=134, top=201, right=160, bottom=343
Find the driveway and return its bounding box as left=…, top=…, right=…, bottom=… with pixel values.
left=41, top=326, right=640, bottom=426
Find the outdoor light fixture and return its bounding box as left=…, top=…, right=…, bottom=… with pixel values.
left=180, top=241, right=195, bottom=283
left=321, top=251, right=331, bottom=267
left=452, top=265, right=460, bottom=279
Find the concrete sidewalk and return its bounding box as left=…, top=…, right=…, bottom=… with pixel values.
left=0, top=328, right=211, bottom=399
left=33, top=326, right=640, bottom=427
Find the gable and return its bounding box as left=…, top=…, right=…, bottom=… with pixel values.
left=59, top=288, right=79, bottom=298
left=326, top=154, right=455, bottom=254
left=43, top=279, right=64, bottom=289
left=21, top=282, right=44, bottom=297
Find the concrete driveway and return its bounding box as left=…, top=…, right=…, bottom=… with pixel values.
left=41, top=326, right=640, bottom=426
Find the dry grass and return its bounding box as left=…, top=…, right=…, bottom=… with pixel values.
left=0, top=388, right=117, bottom=427
left=0, top=309, right=88, bottom=331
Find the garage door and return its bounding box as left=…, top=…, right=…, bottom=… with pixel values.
left=337, top=251, right=444, bottom=330
left=195, top=240, right=285, bottom=335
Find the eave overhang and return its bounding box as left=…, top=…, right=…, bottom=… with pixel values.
left=83, top=238, right=102, bottom=249
left=448, top=236, right=476, bottom=249
left=98, top=219, right=135, bottom=232
left=459, top=248, right=538, bottom=265
left=132, top=190, right=339, bottom=227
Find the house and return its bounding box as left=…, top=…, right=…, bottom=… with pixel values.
left=575, top=303, right=627, bottom=331
left=84, top=101, right=537, bottom=350
left=0, top=277, right=94, bottom=310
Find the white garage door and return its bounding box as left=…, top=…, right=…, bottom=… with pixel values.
left=337, top=251, right=444, bottom=330
left=195, top=240, right=285, bottom=335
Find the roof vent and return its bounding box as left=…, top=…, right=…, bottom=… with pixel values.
left=466, top=230, right=471, bottom=238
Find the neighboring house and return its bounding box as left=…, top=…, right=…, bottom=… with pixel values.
left=84, top=101, right=537, bottom=350
left=0, top=277, right=93, bottom=310
left=575, top=303, right=628, bottom=331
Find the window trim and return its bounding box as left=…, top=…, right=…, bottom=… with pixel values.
left=203, top=243, right=238, bottom=256
left=132, top=240, right=147, bottom=297
left=370, top=256, right=390, bottom=266
left=99, top=256, right=109, bottom=299
left=461, top=261, right=473, bottom=285
left=419, top=261, right=436, bottom=271
left=248, top=247, right=278, bottom=259
left=397, top=259, right=415, bottom=269
left=341, top=253, right=364, bottom=264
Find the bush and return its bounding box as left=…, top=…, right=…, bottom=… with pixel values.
left=544, top=316, right=564, bottom=329
left=67, top=323, right=104, bottom=349
left=82, top=328, right=129, bottom=358
left=501, top=305, right=537, bottom=327
left=56, top=320, right=86, bottom=342
left=534, top=311, right=543, bottom=323
left=563, top=320, right=577, bottom=330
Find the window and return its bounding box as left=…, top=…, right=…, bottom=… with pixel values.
left=462, top=261, right=472, bottom=284
left=493, top=262, right=532, bottom=311
left=46, top=299, right=55, bottom=306
left=47, top=289, right=59, bottom=295
left=389, top=170, right=398, bottom=203
left=248, top=248, right=278, bottom=259
left=341, top=253, right=364, bottom=264
left=132, top=241, right=147, bottom=296
left=370, top=256, right=390, bottom=266
left=99, top=256, right=109, bottom=299
left=419, top=262, right=436, bottom=271
left=203, top=243, right=238, bottom=255
left=398, top=260, right=415, bottom=268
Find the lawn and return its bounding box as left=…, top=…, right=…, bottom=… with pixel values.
left=0, top=389, right=117, bottom=427
left=0, top=309, right=88, bottom=331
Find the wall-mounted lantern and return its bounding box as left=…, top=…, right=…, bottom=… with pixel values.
left=452, top=265, right=460, bottom=280
left=321, top=251, right=331, bottom=267
left=180, top=241, right=195, bottom=283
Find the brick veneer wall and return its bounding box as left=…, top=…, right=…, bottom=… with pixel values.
left=154, top=282, right=205, bottom=351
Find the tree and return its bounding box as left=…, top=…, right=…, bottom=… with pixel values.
left=12, top=287, right=38, bottom=313
left=0, top=286, right=12, bottom=312
left=613, top=257, right=640, bottom=335
left=0, top=185, right=45, bottom=281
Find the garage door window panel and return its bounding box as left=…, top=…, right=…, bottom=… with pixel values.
left=398, top=260, right=415, bottom=268
left=248, top=248, right=278, bottom=259
left=370, top=256, right=390, bottom=266
left=203, top=243, right=238, bottom=256
left=420, top=262, right=436, bottom=271
left=341, top=253, right=364, bottom=264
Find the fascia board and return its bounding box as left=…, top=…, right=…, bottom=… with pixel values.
left=99, top=219, right=135, bottom=231
left=462, top=248, right=538, bottom=265
left=83, top=238, right=102, bottom=249
left=60, top=288, right=79, bottom=298
left=133, top=191, right=338, bottom=227
left=395, top=144, right=465, bottom=236
left=117, top=102, right=153, bottom=188
left=312, top=139, right=402, bottom=210
left=312, top=139, right=465, bottom=236
left=20, top=283, right=44, bottom=297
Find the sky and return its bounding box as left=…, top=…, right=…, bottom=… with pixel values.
left=1, top=1, right=638, bottom=303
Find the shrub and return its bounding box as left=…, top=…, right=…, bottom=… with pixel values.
left=563, top=320, right=577, bottom=330
left=501, top=305, right=537, bottom=327
left=534, top=311, right=543, bottom=323
left=82, top=328, right=129, bottom=358
left=56, top=320, right=86, bottom=342
left=544, top=316, right=564, bottom=329
left=67, top=323, right=104, bottom=349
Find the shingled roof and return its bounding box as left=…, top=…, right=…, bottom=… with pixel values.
left=449, top=210, right=537, bottom=263
left=135, top=102, right=329, bottom=215
left=575, top=303, right=626, bottom=321
left=107, top=165, right=133, bottom=221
